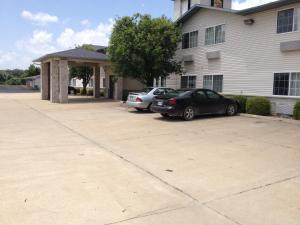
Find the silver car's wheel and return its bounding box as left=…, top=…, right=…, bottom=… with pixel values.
left=226, top=104, right=236, bottom=116
left=183, top=106, right=195, bottom=121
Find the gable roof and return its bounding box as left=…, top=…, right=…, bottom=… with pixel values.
left=237, top=0, right=300, bottom=15
left=176, top=4, right=237, bottom=23
left=33, top=48, right=109, bottom=62
left=176, top=0, right=300, bottom=23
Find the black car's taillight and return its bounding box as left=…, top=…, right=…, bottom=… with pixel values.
left=167, top=98, right=176, bottom=106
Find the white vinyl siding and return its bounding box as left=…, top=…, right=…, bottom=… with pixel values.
left=169, top=2, right=300, bottom=114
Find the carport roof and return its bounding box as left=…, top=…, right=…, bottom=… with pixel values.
left=33, top=48, right=109, bottom=62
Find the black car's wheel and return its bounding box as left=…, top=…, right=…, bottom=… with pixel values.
left=160, top=113, right=169, bottom=118
left=183, top=106, right=195, bottom=121
left=226, top=104, right=237, bottom=116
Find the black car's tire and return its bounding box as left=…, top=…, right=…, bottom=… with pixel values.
left=183, top=106, right=195, bottom=121
left=226, top=104, right=237, bottom=116
left=160, top=113, right=169, bottom=118
left=135, top=108, right=144, bottom=112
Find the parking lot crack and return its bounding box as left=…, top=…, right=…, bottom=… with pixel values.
left=203, top=174, right=300, bottom=205
left=15, top=99, right=198, bottom=202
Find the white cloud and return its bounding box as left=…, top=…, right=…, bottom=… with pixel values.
left=81, top=19, right=90, bottom=26
left=1, top=19, right=114, bottom=69
left=57, top=19, right=114, bottom=48
left=0, top=51, right=17, bottom=68
left=232, top=0, right=275, bottom=10
left=21, top=10, right=59, bottom=25
left=1, top=30, right=58, bottom=69
left=17, top=30, right=56, bottom=55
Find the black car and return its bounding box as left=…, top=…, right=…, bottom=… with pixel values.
left=151, top=89, right=238, bottom=121
left=68, top=86, right=78, bottom=95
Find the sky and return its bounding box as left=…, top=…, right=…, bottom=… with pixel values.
left=0, top=0, right=277, bottom=70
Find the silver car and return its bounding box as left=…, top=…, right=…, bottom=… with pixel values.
left=126, top=87, right=174, bottom=111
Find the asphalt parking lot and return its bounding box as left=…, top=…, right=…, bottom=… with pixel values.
left=1, top=86, right=300, bottom=225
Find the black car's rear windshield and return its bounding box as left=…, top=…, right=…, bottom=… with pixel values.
left=168, top=90, right=191, bottom=97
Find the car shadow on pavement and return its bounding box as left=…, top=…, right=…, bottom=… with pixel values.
left=128, top=110, right=155, bottom=114
left=154, top=114, right=236, bottom=122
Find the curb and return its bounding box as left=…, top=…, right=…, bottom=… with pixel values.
left=240, top=113, right=300, bottom=125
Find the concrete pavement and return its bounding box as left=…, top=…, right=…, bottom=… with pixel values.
left=1, top=86, right=300, bottom=225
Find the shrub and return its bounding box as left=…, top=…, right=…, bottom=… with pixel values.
left=5, top=77, right=26, bottom=85
left=80, top=88, right=87, bottom=95
left=87, top=89, right=94, bottom=96
left=230, top=95, right=247, bottom=113
left=293, top=101, right=300, bottom=120
left=246, top=97, right=271, bottom=116
left=75, top=87, right=81, bottom=95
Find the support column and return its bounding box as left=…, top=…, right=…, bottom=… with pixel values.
left=41, top=62, right=50, bottom=100
left=59, top=60, right=69, bottom=103
left=94, top=65, right=100, bottom=98
left=50, top=60, right=60, bottom=103
left=114, top=77, right=123, bottom=100
left=103, top=66, right=111, bottom=98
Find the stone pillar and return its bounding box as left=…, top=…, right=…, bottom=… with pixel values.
left=41, top=62, right=50, bottom=100
left=50, top=60, right=60, bottom=103
left=94, top=65, right=100, bottom=98
left=114, top=77, right=123, bottom=100
left=59, top=60, right=69, bottom=103
left=103, top=66, right=111, bottom=98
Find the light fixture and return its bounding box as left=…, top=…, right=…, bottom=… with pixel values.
left=244, top=19, right=255, bottom=25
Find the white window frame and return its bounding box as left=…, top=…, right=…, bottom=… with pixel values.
left=273, top=71, right=300, bottom=96
left=277, top=7, right=300, bottom=34
left=181, top=75, right=197, bottom=88
left=205, top=24, right=225, bottom=46
left=203, top=74, right=223, bottom=92
left=182, top=30, right=198, bottom=49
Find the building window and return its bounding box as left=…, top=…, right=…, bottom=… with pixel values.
left=203, top=75, right=223, bottom=92
left=182, top=31, right=198, bottom=49
left=273, top=72, right=300, bottom=96
left=277, top=8, right=300, bottom=33
left=153, top=77, right=166, bottom=87
left=71, top=78, right=76, bottom=87
left=211, top=0, right=223, bottom=8
left=290, top=72, right=300, bottom=96
left=89, top=79, right=94, bottom=87
left=181, top=76, right=196, bottom=88
left=161, top=77, right=166, bottom=87
left=205, top=25, right=225, bottom=45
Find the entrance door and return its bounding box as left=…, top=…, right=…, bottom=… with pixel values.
left=109, top=76, right=115, bottom=99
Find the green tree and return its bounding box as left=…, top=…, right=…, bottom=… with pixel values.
left=76, top=44, right=96, bottom=51
left=24, top=64, right=40, bottom=77
left=69, top=66, right=93, bottom=95
left=108, top=14, right=181, bottom=86
left=70, top=44, right=95, bottom=94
